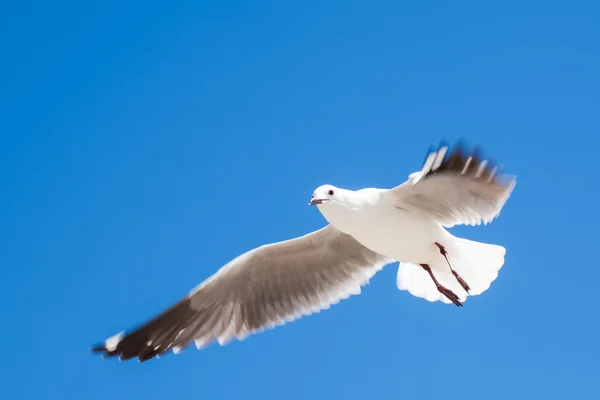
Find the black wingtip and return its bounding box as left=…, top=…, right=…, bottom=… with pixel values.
left=452, top=137, right=470, bottom=152
left=91, top=297, right=200, bottom=362
left=418, top=139, right=507, bottom=183
left=91, top=344, right=121, bottom=360
left=91, top=343, right=106, bottom=354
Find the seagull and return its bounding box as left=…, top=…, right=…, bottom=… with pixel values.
left=92, top=140, right=516, bottom=362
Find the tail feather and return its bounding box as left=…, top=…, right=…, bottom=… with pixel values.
left=396, top=238, right=506, bottom=304
left=450, top=237, right=505, bottom=296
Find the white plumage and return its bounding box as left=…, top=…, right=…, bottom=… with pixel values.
left=92, top=140, right=516, bottom=362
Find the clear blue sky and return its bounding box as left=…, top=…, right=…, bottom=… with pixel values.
left=2, top=1, right=599, bottom=399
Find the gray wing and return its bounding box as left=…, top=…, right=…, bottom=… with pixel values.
left=385, top=141, right=516, bottom=227
left=92, top=225, right=393, bottom=362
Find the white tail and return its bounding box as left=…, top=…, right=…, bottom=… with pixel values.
left=396, top=237, right=506, bottom=304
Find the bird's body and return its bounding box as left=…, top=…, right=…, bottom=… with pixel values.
left=315, top=186, right=506, bottom=304
left=317, top=188, right=453, bottom=267
left=92, top=140, right=516, bottom=362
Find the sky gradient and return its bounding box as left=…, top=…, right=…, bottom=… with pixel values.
left=2, top=1, right=599, bottom=399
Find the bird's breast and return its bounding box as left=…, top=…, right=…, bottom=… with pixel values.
left=320, top=203, right=446, bottom=263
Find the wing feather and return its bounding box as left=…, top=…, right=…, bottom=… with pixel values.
left=386, top=140, right=516, bottom=227
left=91, top=225, right=392, bottom=362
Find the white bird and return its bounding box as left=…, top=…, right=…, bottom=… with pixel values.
left=92, top=140, right=516, bottom=362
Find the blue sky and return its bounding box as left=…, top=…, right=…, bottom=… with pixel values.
left=2, top=1, right=599, bottom=398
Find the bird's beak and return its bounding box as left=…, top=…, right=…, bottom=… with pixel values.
left=309, top=196, right=327, bottom=206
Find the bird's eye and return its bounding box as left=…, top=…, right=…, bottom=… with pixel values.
left=328, top=189, right=334, bottom=196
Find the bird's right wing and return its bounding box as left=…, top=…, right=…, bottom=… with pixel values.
left=92, top=225, right=393, bottom=362
left=383, top=141, right=516, bottom=227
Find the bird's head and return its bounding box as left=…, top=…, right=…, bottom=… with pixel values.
left=309, top=184, right=342, bottom=206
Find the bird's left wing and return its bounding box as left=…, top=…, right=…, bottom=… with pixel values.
left=383, top=141, right=516, bottom=228
left=91, top=225, right=393, bottom=362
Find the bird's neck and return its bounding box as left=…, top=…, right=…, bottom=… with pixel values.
left=317, top=197, right=365, bottom=235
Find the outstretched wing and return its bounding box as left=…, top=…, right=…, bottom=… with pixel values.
left=92, top=225, right=393, bottom=362
left=385, top=140, right=516, bottom=227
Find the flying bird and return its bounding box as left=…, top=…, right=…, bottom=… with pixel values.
left=92, top=140, right=516, bottom=362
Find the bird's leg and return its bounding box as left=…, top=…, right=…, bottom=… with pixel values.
left=419, top=264, right=463, bottom=307
left=434, top=242, right=470, bottom=293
